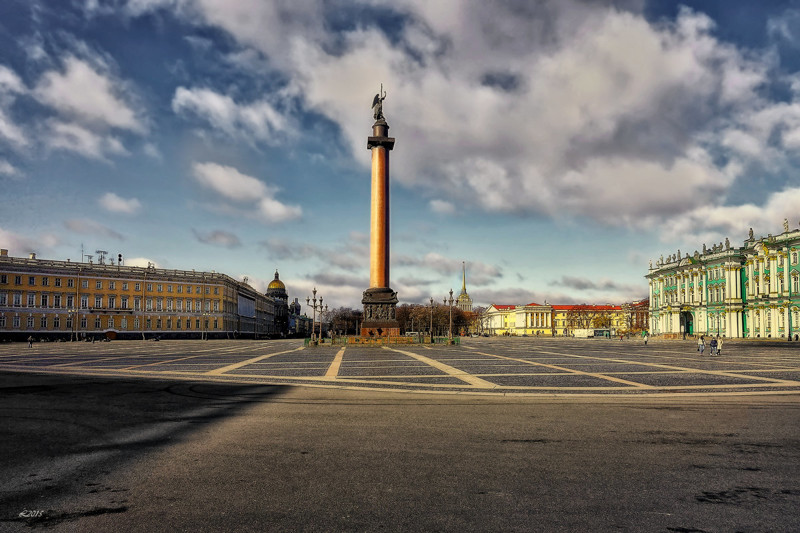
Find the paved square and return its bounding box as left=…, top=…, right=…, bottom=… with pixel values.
left=2, top=337, right=800, bottom=396
left=0, top=338, right=800, bottom=395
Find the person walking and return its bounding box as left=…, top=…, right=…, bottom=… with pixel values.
left=710, top=337, right=718, bottom=356
left=717, top=336, right=723, bottom=356
left=698, top=335, right=705, bottom=355
left=644, top=333, right=648, bottom=346
left=27, top=335, right=33, bottom=348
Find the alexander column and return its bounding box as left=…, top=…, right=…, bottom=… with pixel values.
left=361, top=86, right=400, bottom=338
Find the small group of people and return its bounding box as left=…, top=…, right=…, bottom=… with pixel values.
left=697, top=335, right=723, bottom=356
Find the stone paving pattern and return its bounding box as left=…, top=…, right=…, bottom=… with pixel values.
left=2, top=337, right=800, bottom=395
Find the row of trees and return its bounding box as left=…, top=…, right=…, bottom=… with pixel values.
left=324, top=304, right=481, bottom=336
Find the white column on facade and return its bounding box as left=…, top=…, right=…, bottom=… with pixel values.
left=784, top=306, right=790, bottom=339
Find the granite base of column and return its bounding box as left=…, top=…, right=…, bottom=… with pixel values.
left=361, top=287, right=399, bottom=337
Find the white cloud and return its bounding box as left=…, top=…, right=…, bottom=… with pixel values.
left=0, top=159, right=19, bottom=177
left=99, top=192, right=142, bottom=214
left=44, top=120, right=128, bottom=160
left=0, top=227, right=61, bottom=256
left=192, top=228, right=242, bottom=248
left=660, top=187, right=800, bottom=245
left=143, top=142, right=162, bottom=160
left=192, top=162, right=301, bottom=223
left=124, top=256, right=160, bottom=268
left=172, top=87, right=290, bottom=144
left=34, top=56, right=144, bottom=133
left=429, top=199, right=455, bottom=215
left=64, top=218, right=124, bottom=240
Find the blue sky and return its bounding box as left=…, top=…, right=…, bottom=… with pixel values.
left=2, top=0, right=800, bottom=309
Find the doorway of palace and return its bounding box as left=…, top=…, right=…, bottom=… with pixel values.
left=681, top=311, right=694, bottom=336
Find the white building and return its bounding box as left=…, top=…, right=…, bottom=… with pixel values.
left=647, top=221, right=800, bottom=338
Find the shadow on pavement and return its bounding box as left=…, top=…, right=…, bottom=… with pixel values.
left=0, top=371, right=289, bottom=529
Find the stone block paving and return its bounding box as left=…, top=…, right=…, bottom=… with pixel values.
left=1, top=337, right=800, bottom=395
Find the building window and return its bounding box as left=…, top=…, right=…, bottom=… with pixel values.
left=95, top=296, right=103, bottom=308
left=176, top=319, right=181, bottom=329
left=0, top=274, right=6, bottom=284
left=205, top=287, right=210, bottom=294
left=177, top=285, right=183, bottom=294
left=213, top=300, right=219, bottom=312
left=167, top=285, right=173, bottom=293
left=27, top=293, right=35, bottom=307
left=0, top=293, right=6, bottom=306
left=214, top=287, right=219, bottom=295
left=81, top=280, right=88, bottom=289
left=134, top=318, right=139, bottom=329
left=146, top=318, right=151, bottom=329
left=186, top=286, right=192, bottom=294
left=109, top=296, right=116, bottom=309
left=80, top=316, right=87, bottom=328
left=793, top=276, right=799, bottom=293
left=176, top=299, right=182, bottom=311
left=0, top=316, right=5, bottom=327
left=67, top=278, right=74, bottom=288
left=40, top=316, right=47, bottom=328
left=13, top=316, right=20, bottom=328
left=108, top=317, right=114, bottom=329
left=66, top=315, right=73, bottom=329
left=157, top=284, right=162, bottom=292
left=146, top=298, right=153, bottom=311
left=66, top=295, right=74, bottom=308
left=14, top=276, right=21, bottom=285
left=156, top=318, right=162, bottom=329
left=121, top=318, right=128, bottom=329
left=186, top=318, right=191, bottom=329
left=134, top=297, right=141, bottom=311
left=122, top=297, right=129, bottom=309
left=55, top=278, right=61, bottom=287
left=196, top=319, right=201, bottom=329
left=40, top=294, right=48, bottom=308
left=28, top=276, right=35, bottom=286
left=214, top=318, right=218, bottom=329
left=95, top=317, right=101, bottom=329
left=42, top=277, right=48, bottom=286
left=95, top=281, right=102, bottom=289
left=792, top=252, right=798, bottom=264
left=81, top=296, right=88, bottom=309
left=196, top=286, right=201, bottom=294
left=13, top=294, right=21, bottom=307
left=156, top=298, right=163, bottom=311
left=122, top=282, right=128, bottom=290
left=53, top=315, right=60, bottom=328
left=146, top=283, right=153, bottom=292
left=135, top=283, right=141, bottom=291
left=166, top=318, right=172, bottom=329
left=27, top=316, right=34, bottom=329
left=109, top=281, right=115, bottom=290
left=54, top=295, right=61, bottom=308
left=167, top=299, right=173, bottom=311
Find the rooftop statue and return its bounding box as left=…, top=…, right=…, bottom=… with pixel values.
left=749, top=227, right=754, bottom=240
left=785, top=218, right=790, bottom=232
left=372, top=85, right=386, bottom=121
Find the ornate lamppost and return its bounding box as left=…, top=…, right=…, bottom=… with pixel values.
left=306, top=288, right=327, bottom=344
left=444, top=289, right=454, bottom=344
left=429, top=297, right=434, bottom=343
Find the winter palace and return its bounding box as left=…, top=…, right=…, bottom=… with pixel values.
left=647, top=220, right=800, bottom=339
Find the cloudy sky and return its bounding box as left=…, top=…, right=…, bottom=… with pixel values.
left=2, top=0, right=800, bottom=309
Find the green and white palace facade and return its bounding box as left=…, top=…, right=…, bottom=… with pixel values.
left=647, top=221, right=800, bottom=339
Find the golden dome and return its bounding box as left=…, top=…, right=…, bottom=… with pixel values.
left=267, top=270, right=286, bottom=291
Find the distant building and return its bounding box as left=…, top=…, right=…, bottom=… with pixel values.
left=456, top=262, right=473, bottom=313
left=484, top=302, right=640, bottom=337
left=266, top=270, right=289, bottom=336
left=647, top=221, right=800, bottom=338
left=0, top=249, right=287, bottom=341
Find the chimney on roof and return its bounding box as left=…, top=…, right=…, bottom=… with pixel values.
left=29, top=252, right=36, bottom=260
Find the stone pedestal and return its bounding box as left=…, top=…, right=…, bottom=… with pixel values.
left=361, top=287, right=399, bottom=337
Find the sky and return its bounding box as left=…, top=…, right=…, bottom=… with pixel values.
left=2, top=0, right=800, bottom=310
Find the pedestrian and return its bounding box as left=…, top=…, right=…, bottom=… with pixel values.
left=710, top=337, right=718, bottom=356
left=717, top=336, right=723, bottom=356
left=644, top=333, right=648, bottom=346
left=27, top=335, right=33, bottom=348
left=697, top=335, right=704, bottom=354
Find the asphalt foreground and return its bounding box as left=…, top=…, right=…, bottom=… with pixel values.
left=0, top=339, right=799, bottom=532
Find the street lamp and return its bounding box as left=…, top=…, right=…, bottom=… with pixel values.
left=68, top=308, right=77, bottom=341
left=429, top=297, right=434, bottom=343
left=306, top=288, right=327, bottom=344
left=446, top=289, right=454, bottom=343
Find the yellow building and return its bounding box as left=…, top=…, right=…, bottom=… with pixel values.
left=0, top=250, right=279, bottom=341
left=485, top=302, right=634, bottom=337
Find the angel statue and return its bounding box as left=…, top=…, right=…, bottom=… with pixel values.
left=372, top=85, right=387, bottom=121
